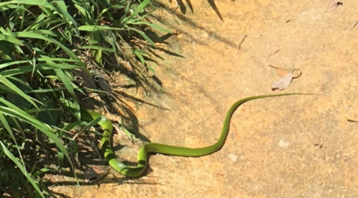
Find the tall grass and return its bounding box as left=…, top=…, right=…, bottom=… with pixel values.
left=0, top=0, right=169, bottom=196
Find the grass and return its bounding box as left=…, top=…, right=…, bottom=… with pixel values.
left=0, top=0, right=170, bottom=197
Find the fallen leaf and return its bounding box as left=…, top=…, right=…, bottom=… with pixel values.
left=72, top=69, right=97, bottom=89
left=269, top=65, right=290, bottom=76
left=84, top=166, right=108, bottom=183
left=269, top=65, right=302, bottom=78
left=326, top=0, right=343, bottom=12
left=271, top=72, right=293, bottom=91
left=98, top=77, right=112, bottom=93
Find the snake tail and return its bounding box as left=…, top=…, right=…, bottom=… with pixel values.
left=81, top=93, right=308, bottom=177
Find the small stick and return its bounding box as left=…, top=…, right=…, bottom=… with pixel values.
left=237, top=34, right=247, bottom=52
left=349, top=20, right=358, bottom=31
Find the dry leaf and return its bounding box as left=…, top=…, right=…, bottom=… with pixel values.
left=84, top=166, right=108, bottom=183
left=98, top=77, right=112, bottom=93
left=269, top=65, right=290, bottom=77
left=326, top=0, right=343, bottom=12
left=72, top=69, right=97, bottom=89
left=271, top=73, right=293, bottom=91
left=269, top=65, right=302, bottom=78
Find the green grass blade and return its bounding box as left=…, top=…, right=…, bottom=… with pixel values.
left=127, top=27, right=155, bottom=46
left=51, top=0, right=79, bottom=34
left=121, top=0, right=151, bottom=24
left=0, top=141, right=45, bottom=198
left=133, top=49, right=155, bottom=73
left=0, top=98, right=78, bottom=182
left=0, top=60, right=31, bottom=70
left=0, top=113, right=25, bottom=165
left=0, top=74, right=40, bottom=109
left=78, top=25, right=125, bottom=31
left=0, top=33, right=24, bottom=45
left=131, top=21, right=172, bottom=33
left=10, top=31, right=85, bottom=68
left=78, top=45, right=115, bottom=52
left=54, top=69, right=80, bottom=120
left=131, top=0, right=151, bottom=18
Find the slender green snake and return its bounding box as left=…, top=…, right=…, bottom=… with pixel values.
left=81, top=93, right=305, bottom=177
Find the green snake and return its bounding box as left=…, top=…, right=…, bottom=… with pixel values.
left=81, top=93, right=304, bottom=177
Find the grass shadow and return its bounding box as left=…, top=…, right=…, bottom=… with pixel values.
left=152, top=1, right=238, bottom=49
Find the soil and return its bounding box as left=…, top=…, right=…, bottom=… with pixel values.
left=50, top=0, right=358, bottom=197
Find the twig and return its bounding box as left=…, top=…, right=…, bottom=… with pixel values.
left=237, top=34, right=247, bottom=52
left=349, top=20, right=358, bottom=31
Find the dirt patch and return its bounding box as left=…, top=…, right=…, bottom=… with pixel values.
left=51, top=0, right=358, bottom=197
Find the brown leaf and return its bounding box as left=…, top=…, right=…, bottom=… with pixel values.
left=98, top=77, right=112, bottom=93
left=269, top=65, right=290, bottom=77
left=269, top=65, right=302, bottom=78
left=326, top=0, right=343, bottom=12
left=271, top=73, right=293, bottom=91
left=72, top=69, right=97, bottom=89
left=84, top=166, right=108, bottom=183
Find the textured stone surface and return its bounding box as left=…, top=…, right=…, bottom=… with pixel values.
left=51, top=0, right=358, bottom=197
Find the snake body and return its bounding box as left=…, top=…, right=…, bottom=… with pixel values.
left=81, top=93, right=304, bottom=177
